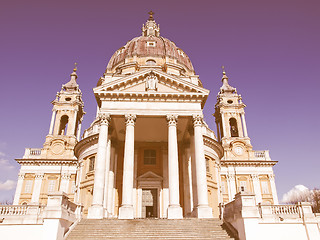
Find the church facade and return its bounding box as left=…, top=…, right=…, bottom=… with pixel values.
left=13, top=13, right=278, bottom=221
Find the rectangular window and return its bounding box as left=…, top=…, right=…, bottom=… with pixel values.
left=48, top=180, right=56, bottom=193
left=24, top=180, right=33, bottom=193
left=89, top=156, right=95, bottom=171
left=144, top=149, right=156, bottom=165
left=261, top=181, right=270, bottom=194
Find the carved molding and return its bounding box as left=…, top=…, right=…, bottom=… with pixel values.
left=226, top=173, right=235, bottom=181
left=35, top=173, right=44, bottom=179
left=18, top=173, right=25, bottom=180
left=125, top=114, right=136, bottom=126
left=251, top=174, right=259, bottom=181
left=61, top=173, right=72, bottom=180
left=192, top=114, right=203, bottom=127
left=98, top=113, right=111, bottom=125
left=166, top=114, right=178, bottom=126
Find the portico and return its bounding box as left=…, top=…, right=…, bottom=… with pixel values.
left=86, top=110, right=214, bottom=219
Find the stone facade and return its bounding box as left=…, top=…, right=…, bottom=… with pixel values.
left=12, top=13, right=278, bottom=221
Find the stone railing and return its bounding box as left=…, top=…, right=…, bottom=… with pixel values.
left=0, top=205, right=28, bottom=215
left=252, top=150, right=271, bottom=160
left=258, top=203, right=301, bottom=219
left=23, top=148, right=42, bottom=159
left=0, top=204, right=44, bottom=224
left=222, top=192, right=320, bottom=240
left=82, top=124, right=100, bottom=139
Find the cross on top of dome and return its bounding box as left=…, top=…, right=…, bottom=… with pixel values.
left=148, top=11, right=154, bottom=21
left=142, top=11, right=160, bottom=37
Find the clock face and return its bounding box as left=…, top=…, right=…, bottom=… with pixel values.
left=234, top=146, right=244, bottom=156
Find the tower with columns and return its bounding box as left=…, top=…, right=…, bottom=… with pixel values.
left=12, top=12, right=279, bottom=221
left=214, top=69, right=278, bottom=205
left=13, top=66, right=84, bottom=205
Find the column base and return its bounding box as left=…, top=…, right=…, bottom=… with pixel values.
left=87, top=205, right=104, bottom=219
left=118, top=205, right=134, bottom=219
left=167, top=205, right=183, bottom=219
left=192, top=205, right=213, bottom=219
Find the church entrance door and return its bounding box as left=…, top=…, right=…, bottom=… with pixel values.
left=142, top=188, right=158, bottom=218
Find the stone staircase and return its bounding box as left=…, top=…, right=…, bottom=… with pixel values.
left=66, top=218, right=236, bottom=240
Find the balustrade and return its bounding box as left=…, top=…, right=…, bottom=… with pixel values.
left=271, top=205, right=299, bottom=215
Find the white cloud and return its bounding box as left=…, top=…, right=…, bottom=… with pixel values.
left=282, top=184, right=310, bottom=203
left=0, top=152, right=15, bottom=170
left=0, top=180, right=16, bottom=190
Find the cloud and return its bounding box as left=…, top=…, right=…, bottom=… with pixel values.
left=282, top=184, right=310, bottom=203
left=0, top=152, right=15, bottom=170
left=0, top=180, right=16, bottom=190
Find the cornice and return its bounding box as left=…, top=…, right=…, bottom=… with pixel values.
left=74, top=133, right=99, bottom=158
left=15, top=159, right=77, bottom=166
left=220, top=160, right=278, bottom=167
left=203, top=136, right=224, bottom=159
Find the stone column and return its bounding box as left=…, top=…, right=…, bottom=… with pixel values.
left=216, top=163, right=222, bottom=204
left=166, top=115, right=183, bottom=219
left=59, top=173, right=71, bottom=193
left=162, top=146, right=169, bottom=218
left=119, top=114, right=136, bottom=219
left=227, top=173, right=236, bottom=201
left=107, top=141, right=116, bottom=217
left=221, top=112, right=227, bottom=138
left=87, top=113, right=110, bottom=219
left=183, top=147, right=193, bottom=216
left=31, top=173, right=44, bottom=203
left=241, top=113, right=248, bottom=137
left=251, top=174, right=262, bottom=203
left=77, top=118, right=82, bottom=141
left=48, top=109, right=56, bottom=135
left=103, top=137, right=112, bottom=216
left=216, top=121, right=221, bottom=142
left=268, top=174, right=279, bottom=204
left=13, top=173, right=25, bottom=205
left=237, top=115, right=244, bottom=137
left=192, top=114, right=213, bottom=218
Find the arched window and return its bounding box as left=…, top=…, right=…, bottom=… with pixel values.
left=146, top=59, right=156, bottom=65
left=229, top=118, right=239, bottom=137
left=58, top=115, right=69, bottom=135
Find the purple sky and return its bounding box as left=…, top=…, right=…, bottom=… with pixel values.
left=0, top=0, right=319, bottom=203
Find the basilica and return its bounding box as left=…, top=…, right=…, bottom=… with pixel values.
left=4, top=12, right=319, bottom=240
left=12, top=12, right=279, bottom=221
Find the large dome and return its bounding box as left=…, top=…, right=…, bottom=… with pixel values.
left=105, top=13, right=195, bottom=76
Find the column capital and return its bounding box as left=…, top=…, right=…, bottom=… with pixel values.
left=192, top=114, right=203, bottom=127
left=226, top=173, right=235, bottom=181
left=125, top=114, right=136, bottom=126
left=268, top=174, right=275, bottom=180
left=166, top=114, right=178, bottom=126
left=18, top=173, right=25, bottom=180
left=251, top=174, right=259, bottom=180
left=61, top=173, right=72, bottom=180
left=98, top=113, right=111, bottom=125
left=35, top=173, right=44, bottom=179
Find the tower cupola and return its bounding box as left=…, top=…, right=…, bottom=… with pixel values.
left=214, top=68, right=251, bottom=148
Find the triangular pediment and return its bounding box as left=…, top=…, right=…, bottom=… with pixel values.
left=94, top=69, right=209, bottom=96
left=137, top=171, right=163, bottom=181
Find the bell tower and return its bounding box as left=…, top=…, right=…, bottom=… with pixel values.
left=42, top=64, right=85, bottom=159
left=214, top=67, right=252, bottom=151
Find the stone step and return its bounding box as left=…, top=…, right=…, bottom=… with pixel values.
left=66, top=219, right=235, bottom=240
